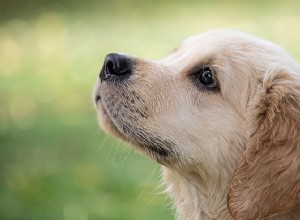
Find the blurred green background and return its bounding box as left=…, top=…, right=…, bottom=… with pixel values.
left=1, top=0, right=300, bottom=219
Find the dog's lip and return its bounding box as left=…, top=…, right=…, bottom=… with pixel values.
left=97, top=101, right=173, bottom=160
left=97, top=100, right=130, bottom=139
left=95, top=94, right=101, bottom=102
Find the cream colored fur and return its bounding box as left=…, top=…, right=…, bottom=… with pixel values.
left=93, top=30, right=300, bottom=220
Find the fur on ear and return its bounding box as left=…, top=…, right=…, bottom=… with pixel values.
left=227, top=68, right=300, bottom=220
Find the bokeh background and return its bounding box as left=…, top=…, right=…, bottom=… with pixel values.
left=1, top=0, right=300, bottom=219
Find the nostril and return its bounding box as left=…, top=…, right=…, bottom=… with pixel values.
left=105, top=59, right=115, bottom=75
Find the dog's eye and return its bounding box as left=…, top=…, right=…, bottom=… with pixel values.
left=197, top=67, right=216, bottom=87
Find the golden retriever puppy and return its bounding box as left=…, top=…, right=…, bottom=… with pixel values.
left=93, top=29, right=300, bottom=220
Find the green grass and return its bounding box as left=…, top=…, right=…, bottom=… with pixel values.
left=1, top=0, right=300, bottom=219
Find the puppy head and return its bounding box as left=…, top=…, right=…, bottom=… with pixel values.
left=94, top=30, right=256, bottom=164
left=94, top=30, right=286, bottom=164
left=93, top=29, right=300, bottom=217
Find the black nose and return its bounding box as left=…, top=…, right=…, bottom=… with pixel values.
left=100, top=53, right=133, bottom=81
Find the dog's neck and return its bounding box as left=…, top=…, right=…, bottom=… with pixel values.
left=161, top=135, right=247, bottom=220
left=163, top=162, right=234, bottom=220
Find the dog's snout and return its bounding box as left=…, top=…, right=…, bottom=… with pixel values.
left=100, top=53, right=133, bottom=81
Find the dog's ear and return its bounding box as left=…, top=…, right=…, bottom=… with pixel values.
left=227, top=69, right=300, bottom=220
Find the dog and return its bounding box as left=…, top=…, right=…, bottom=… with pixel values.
left=93, top=29, right=300, bottom=220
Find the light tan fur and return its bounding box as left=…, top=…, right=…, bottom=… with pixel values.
left=93, top=29, right=300, bottom=220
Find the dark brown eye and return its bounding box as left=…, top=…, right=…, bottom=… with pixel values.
left=197, top=67, right=216, bottom=87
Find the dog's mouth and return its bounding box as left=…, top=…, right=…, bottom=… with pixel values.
left=94, top=93, right=176, bottom=164
left=95, top=94, right=101, bottom=102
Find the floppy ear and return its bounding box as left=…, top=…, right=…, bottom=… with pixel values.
left=227, top=69, right=300, bottom=220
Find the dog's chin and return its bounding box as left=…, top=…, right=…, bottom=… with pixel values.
left=95, top=101, right=129, bottom=143
left=95, top=100, right=174, bottom=165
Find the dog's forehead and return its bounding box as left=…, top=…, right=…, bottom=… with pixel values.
left=182, top=29, right=287, bottom=56
left=182, top=30, right=255, bottom=51
left=162, top=30, right=239, bottom=68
